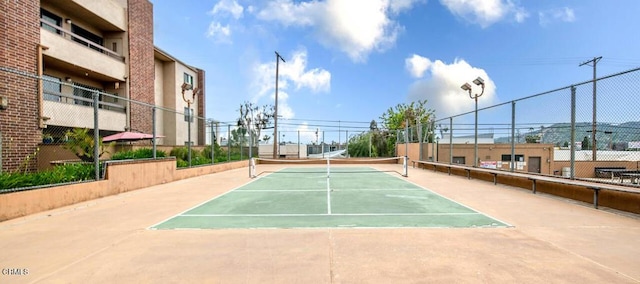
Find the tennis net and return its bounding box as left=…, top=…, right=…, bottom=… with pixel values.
left=249, top=156, right=408, bottom=178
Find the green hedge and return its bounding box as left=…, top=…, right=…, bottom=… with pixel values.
left=111, top=148, right=167, bottom=160
left=0, top=163, right=97, bottom=192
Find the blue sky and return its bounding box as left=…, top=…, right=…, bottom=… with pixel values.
left=151, top=0, right=640, bottom=143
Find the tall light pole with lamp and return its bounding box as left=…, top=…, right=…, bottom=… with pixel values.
left=460, top=77, right=485, bottom=167
left=182, top=82, right=200, bottom=167
left=273, top=51, right=286, bottom=158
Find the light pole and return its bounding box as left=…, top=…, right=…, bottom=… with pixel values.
left=273, top=51, right=286, bottom=158
left=182, top=82, right=200, bottom=167
left=461, top=77, right=485, bottom=167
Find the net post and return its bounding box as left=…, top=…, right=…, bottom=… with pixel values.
left=249, top=158, right=256, bottom=178
left=327, top=158, right=330, bottom=178
left=403, top=156, right=408, bottom=177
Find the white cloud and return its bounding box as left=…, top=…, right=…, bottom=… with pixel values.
left=256, top=0, right=424, bottom=62
left=294, top=122, right=319, bottom=144
left=539, top=7, right=575, bottom=27
left=210, top=0, right=244, bottom=19
left=405, top=54, right=432, bottom=78
left=439, top=0, right=528, bottom=28
left=206, top=22, right=232, bottom=43
left=282, top=51, right=331, bottom=92
left=406, top=56, right=497, bottom=119
left=251, top=49, right=331, bottom=119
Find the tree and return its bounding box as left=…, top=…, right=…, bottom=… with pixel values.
left=237, top=102, right=275, bottom=145
left=347, top=132, right=372, bottom=157
left=380, top=100, right=435, bottom=130
left=375, top=100, right=436, bottom=156
left=582, top=136, right=590, bottom=150
left=230, top=128, right=245, bottom=147
left=369, top=120, right=378, bottom=131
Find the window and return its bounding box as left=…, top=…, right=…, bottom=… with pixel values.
left=73, top=83, right=101, bottom=107
left=40, top=9, right=61, bottom=34
left=112, top=42, right=117, bottom=52
left=71, top=24, right=103, bottom=52
left=452, top=157, right=466, bottom=164
left=42, top=75, right=61, bottom=102
left=501, top=154, right=524, bottom=162
left=184, top=73, right=193, bottom=86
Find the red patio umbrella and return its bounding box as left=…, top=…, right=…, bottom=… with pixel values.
left=102, top=131, right=164, bottom=142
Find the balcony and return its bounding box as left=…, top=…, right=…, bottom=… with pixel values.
left=43, top=90, right=126, bottom=132
left=41, top=0, right=127, bottom=32
left=41, top=21, right=126, bottom=81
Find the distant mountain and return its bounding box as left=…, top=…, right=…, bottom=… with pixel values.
left=494, top=121, right=640, bottom=149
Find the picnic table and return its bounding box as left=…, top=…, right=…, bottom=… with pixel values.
left=620, top=173, right=640, bottom=185
left=601, top=169, right=628, bottom=181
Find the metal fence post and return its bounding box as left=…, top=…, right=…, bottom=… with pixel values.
left=346, top=130, right=349, bottom=157
left=449, top=117, right=453, bottom=165
left=227, top=124, right=231, bottom=161
left=418, top=121, right=422, bottom=161
left=297, top=130, right=300, bottom=159
left=248, top=120, right=252, bottom=159
left=570, top=86, right=576, bottom=179
left=93, top=91, right=99, bottom=180
left=0, top=131, right=3, bottom=174
left=210, top=121, right=215, bottom=163
left=405, top=119, right=409, bottom=160
left=511, top=101, right=516, bottom=172
left=152, top=106, right=157, bottom=159
left=322, top=131, right=325, bottom=159
left=187, top=110, right=192, bottom=167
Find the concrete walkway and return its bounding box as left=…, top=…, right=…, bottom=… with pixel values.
left=0, top=165, right=638, bottom=283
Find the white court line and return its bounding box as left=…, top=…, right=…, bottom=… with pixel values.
left=236, top=189, right=326, bottom=192
left=388, top=170, right=514, bottom=227
left=327, top=177, right=332, bottom=214
left=330, top=188, right=424, bottom=191
left=148, top=170, right=276, bottom=229
left=180, top=212, right=483, bottom=217
left=236, top=188, right=424, bottom=192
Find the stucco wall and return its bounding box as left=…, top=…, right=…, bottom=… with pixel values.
left=417, top=162, right=640, bottom=214
left=0, top=159, right=247, bottom=221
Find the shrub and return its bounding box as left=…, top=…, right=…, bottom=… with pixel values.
left=111, top=148, right=167, bottom=160
left=63, top=128, right=114, bottom=162
left=0, top=163, right=97, bottom=191
left=169, top=147, right=189, bottom=161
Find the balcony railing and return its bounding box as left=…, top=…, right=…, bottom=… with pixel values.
left=44, top=90, right=126, bottom=113
left=40, top=20, right=125, bottom=62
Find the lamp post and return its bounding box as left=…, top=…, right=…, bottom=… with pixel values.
left=461, top=77, right=485, bottom=167
left=273, top=51, right=286, bottom=158
left=182, top=82, right=200, bottom=167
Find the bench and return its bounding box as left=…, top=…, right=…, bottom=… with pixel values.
left=413, top=160, right=640, bottom=210
left=594, top=167, right=626, bottom=178
left=619, top=172, right=640, bottom=185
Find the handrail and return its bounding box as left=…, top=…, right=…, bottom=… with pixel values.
left=44, top=90, right=126, bottom=112
left=40, top=20, right=125, bottom=62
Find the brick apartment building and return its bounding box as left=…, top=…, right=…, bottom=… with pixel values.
left=0, top=0, right=206, bottom=172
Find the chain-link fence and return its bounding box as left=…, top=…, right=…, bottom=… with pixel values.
left=0, top=67, right=245, bottom=192
left=410, top=66, right=640, bottom=187
left=3, top=65, right=640, bottom=190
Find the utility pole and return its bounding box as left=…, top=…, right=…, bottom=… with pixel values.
left=273, top=51, right=286, bottom=158
left=579, top=56, right=601, bottom=161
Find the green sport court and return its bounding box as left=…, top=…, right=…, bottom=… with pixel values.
left=152, top=166, right=509, bottom=229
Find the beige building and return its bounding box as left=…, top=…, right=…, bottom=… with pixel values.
left=0, top=0, right=206, bottom=172
left=154, top=48, right=204, bottom=146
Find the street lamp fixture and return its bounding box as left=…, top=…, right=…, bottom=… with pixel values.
left=460, top=76, right=485, bottom=167
left=182, top=82, right=200, bottom=167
